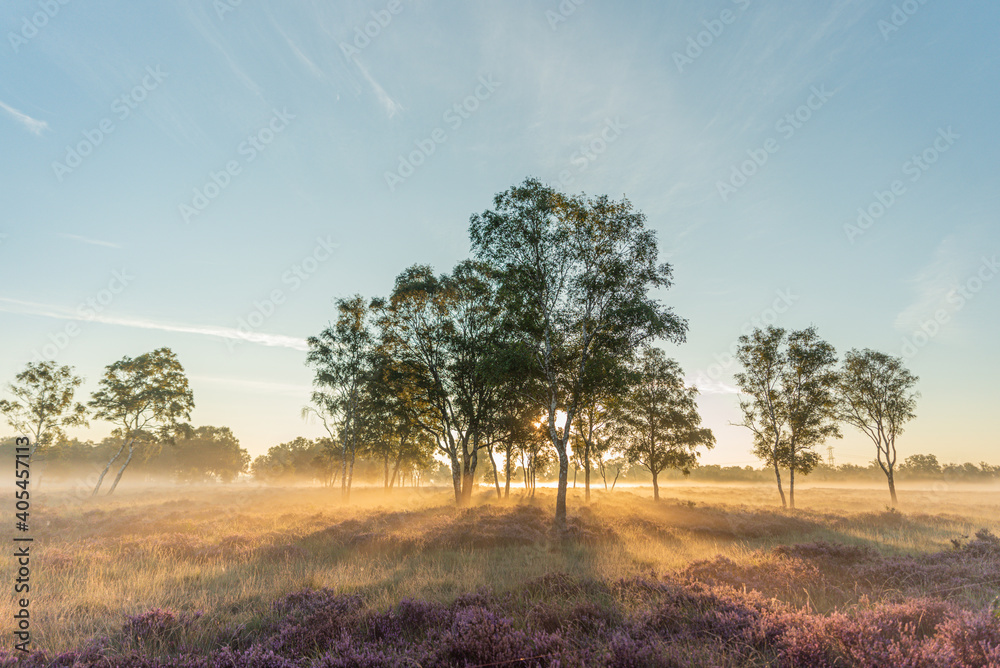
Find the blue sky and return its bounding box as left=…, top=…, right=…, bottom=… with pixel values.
left=1, top=0, right=997, bottom=465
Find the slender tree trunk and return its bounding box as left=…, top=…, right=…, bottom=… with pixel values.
left=652, top=471, right=660, bottom=501
left=107, top=443, right=135, bottom=495
left=340, top=441, right=349, bottom=497
left=555, top=436, right=569, bottom=528
left=887, top=467, right=898, bottom=507
left=584, top=439, right=591, bottom=502
left=93, top=441, right=127, bottom=496
left=384, top=452, right=390, bottom=489
left=459, top=437, right=476, bottom=507
left=450, top=453, right=462, bottom=505
left=789, top=443, right=796, bottom=510
left=772, top=457, right=787, bottom=508
left=522, top=451, right=529, bottom=491
left=504, top=443, right=512, bottom=499
left=487, top=444, right=501, bottom=500
left=344, top=437, right=356, bottom=504
left=389, top=453, right=402, bottom=489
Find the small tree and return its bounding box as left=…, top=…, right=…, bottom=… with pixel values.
left=0, top=361, right=88, bottom=457
left=734, top=326, right=840, bottom=509
left=573, top=354, right=631, bottom=503
left=306, top=296, right=377, bottom=503
left=490, top=388, right=538, bottom=499
left=596, top=452, right=628, bottom=490
left=171, top=425, right=249, bottom=483
left=838, top=349, right=918, bottom=506
left=781, top=327, right=841, bottom=508
left=251, top=437, right=328, bottom=483
left=733, top=327, right=788, bottom=506
left=617, top=347, right=715, bottom=501
left=900, top=453, right=940, bottom=477
left=89, top=348, right=194, bottom=495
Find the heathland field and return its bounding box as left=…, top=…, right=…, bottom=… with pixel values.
left=5, top=483, right=1000, bottom=666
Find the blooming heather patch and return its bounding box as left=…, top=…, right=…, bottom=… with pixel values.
left=4, top=574, right=1000, bottom=667
left=680, top=531, right=1000, bottom=612
left=122, top=608, right=204, bottom=639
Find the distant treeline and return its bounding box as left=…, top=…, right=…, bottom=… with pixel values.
left=656, top=456, right=1000, bottom=484
left=0, top=427, right=248, bottom=483
left=3, top=433, right=995, bottom=489
left=0, top=431, right=441, bottom=487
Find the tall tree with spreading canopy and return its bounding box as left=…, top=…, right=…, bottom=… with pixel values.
left=306, top=295, right=377, bottom=503
left=89, top=348, right=194, bottom=495
left=376, top=261, right=507, bottom=506
left=838, top=348, right=919, bottom=506
left=470, top=177, right=687, bottom=527
left=617, top=347, right=715, bottom=500
left=734, top=326, right=840, bottom=508
left=0, top=361, right=88, bottom=457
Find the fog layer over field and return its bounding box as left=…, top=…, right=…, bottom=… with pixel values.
left=4, top=484, right=1000, bottom=666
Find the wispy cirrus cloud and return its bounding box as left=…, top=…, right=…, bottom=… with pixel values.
left=57, top=233, right=122, bottom=249
left=690, top=373, right=739, bottom=396
left=0, top=100, right=49, bottom=135
left=350, top=58, right=403, bottom=118
left=894, top=234, right=968, bottom=335
left=0, top=297, right=307, bottom=351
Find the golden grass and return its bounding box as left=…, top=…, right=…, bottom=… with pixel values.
left=4, top=481, right=999, bottom=652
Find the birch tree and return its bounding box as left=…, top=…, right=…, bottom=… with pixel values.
left=306, top=296, right=376, bottom=503
left=0, top=361, right=88, bottom=457
left=89, top=348, right=194, bottom=495
left=838, top=349, right=918, bottom=506
left=617, top=347, right=715, bottom=501
left=734, top=326, right=839, bottom=508
left=470, top=177, right=686, bottom=527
